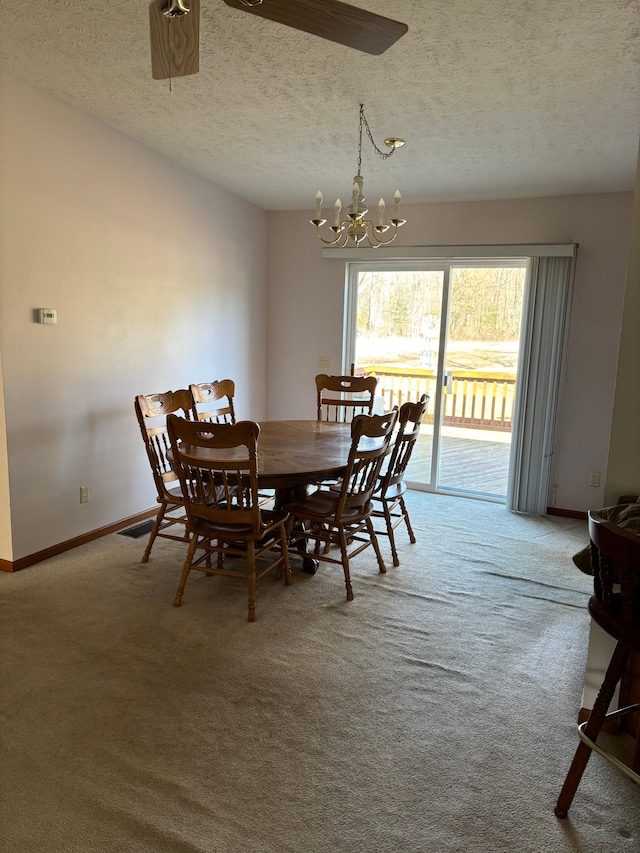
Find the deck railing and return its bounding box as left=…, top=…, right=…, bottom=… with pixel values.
left=360, top=365, right=517, bottom=432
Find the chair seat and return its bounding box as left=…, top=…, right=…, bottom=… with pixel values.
left=165, top=481, right=228, bottom=504
left=374, top=480, right=407, bottom=502
left=589, top=595, right=640, bottom=652
left=165, top=484, right=184, bottom=500
left=286, top=490, right=373, bottom=524
left=193, top=510, right=289, bottom=541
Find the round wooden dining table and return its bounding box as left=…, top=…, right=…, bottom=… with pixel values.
left=172, top=419, right=353, bottom=499
left=168, top=419, right=369, bottom=573
left=251, top=419, right=354, bottom=496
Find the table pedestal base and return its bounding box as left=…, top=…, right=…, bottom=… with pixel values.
left=274, top=484, right=319, bottom=575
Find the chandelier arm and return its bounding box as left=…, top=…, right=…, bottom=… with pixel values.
left=314, top=213, right=404, bottom=247
left=312, top=222, right=347, bottom=246
left=360, top=218, right=400, bottom=247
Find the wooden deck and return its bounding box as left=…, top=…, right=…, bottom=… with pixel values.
left=405, top=428, right=512, bottom=500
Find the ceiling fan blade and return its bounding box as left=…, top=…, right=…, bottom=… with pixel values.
left=149, top=0, right=200, bottom=80
left=222, top=0, right=408, bottom=55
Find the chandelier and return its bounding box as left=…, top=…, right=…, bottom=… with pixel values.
left=311, top=104, right=406, bottom=248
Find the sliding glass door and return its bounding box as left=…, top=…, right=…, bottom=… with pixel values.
left=345, top=261, right=526, bottom=501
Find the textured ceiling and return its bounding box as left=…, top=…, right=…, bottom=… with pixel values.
left=1, top=0, right=639, bottom=211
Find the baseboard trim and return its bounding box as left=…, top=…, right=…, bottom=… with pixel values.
left=547, top=507, right=587, bottom=520
left=0, top=508, right=158, bottom=573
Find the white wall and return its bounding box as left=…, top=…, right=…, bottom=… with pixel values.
left=0, top=74, right=268, bottom=561
left=266, top=193, right=634, bottom=513
left=606, top=143, right=640, bottom=505
left=0, top=352, right=12, bottom=557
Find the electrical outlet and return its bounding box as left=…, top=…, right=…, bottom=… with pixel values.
left=588, top=472, right=600, bottom=488
left=80, top=486, right=89, bottom=503
left=318, top=357, right=330, bottom=371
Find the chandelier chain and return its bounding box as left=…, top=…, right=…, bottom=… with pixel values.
left=358, top=104, right=397, bottom=172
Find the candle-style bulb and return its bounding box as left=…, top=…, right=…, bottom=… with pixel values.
left=315, top=191, right=323, bottom=219
left=334, top=198, right=342, bottom=227
left=378, top=197, right=385, bottom=227
left=394, top=190, right=401, bottom=216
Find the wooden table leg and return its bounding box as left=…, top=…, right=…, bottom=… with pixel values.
left=274, top=484, right=319, bottom=575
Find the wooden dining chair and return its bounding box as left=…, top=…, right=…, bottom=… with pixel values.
left=134, top=390, right=194, bottom=563
left=372, top=394, right=429, bottom=567
left=166, top=415, right=291, bottom=622
left=285, top=410, right=398, bottom=602
left=555, top=510, right=640, bottom=818
left=316, top=373, right=378, bottom=423
left=190, top=378, right=275, bottom=507
left=190, top=379, right=236, bottom=424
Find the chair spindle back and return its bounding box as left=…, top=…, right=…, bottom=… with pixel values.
left=190, top=379, right=236, bottom=424
left=167, top=416, right=263, bottom=535
left=316, top=373, right=378, bottom=423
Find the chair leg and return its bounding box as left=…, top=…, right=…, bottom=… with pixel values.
left=274, top=522, right=290, bottom=582
left=383, top=501, right=400, bottom=568
left=285, top=515, right=300, bottom=547
left=399, top=496, right=416, bottom=544
left=322, top=523, right=331, bottom=554
left=366, top=516, right=387, bottom=574
left=555, top=641, right=630, bottom=818
left=202, top=539, right=213, bottom=571
left=280, top=524, right=292, bottom=585
left=338, top=528, right=354, bottom=601
left=173, top=534, right=198, bottom=607
left=246, top=541, right=257, bottom=622
left=141, top=504, right=167, bottom=563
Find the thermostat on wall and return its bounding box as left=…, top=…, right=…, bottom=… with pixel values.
left=37, top=308, right=57, bottom=324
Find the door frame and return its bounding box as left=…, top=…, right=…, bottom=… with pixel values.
left=344, top=258, right=528, bottom=498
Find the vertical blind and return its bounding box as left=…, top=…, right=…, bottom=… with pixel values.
left=507, top=256, right=574, bottom=514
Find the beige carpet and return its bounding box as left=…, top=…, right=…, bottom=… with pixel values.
left=1, top=492, right=638, bottom=852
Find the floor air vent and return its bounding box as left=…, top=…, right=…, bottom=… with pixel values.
left=118, top=520, right=155, bottom=539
